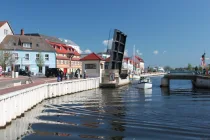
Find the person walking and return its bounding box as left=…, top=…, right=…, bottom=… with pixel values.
left=60, top=70, right=64, bottom=81
left=57, top=72, right=61, bottom=82
left=84, top=69, right=86, bottom=79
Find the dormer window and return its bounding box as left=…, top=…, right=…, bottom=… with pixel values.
left=23, top=43, right=32, bottom=48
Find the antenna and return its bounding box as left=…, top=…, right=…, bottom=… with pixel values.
left=106, top=28, right=112, bottom=53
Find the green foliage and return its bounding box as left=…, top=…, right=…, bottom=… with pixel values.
left=164, top=66, right=173, bottom=71
left=0, top=51, right=17, bottom=71
left=187, top=63, right=192, bottom=70
left=36, top=52, right=45, bottom=68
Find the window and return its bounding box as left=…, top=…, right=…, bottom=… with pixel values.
left=36, top=54, right=40, bottom=60
left=36, top=44, right=39, bottom=47
left=85, top=64, right=96, bottom=69
left=13, top=53, right=18, bottom=60
left=4, top=29, right=8, bottom=35
left=45, top=54, right=49, bottom=61
left=23, top=43, right=32, bottom=48
left=25, top=54, right=29, bottom=60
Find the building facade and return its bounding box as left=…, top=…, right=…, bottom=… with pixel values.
left=24, top=34, right=82, bottom=73
left=0, top=21, right=14, bottom=43
left=80, top=53, right=105, bottom=78
left=0, top=31, right=56, bottom=75
left=46, top=41, right=81, bottom=73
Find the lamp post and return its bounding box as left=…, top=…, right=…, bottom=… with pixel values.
left=66, top=52, right=74, bottom=74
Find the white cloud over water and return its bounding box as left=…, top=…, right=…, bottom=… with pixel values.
left=153, top=50, right=159, bottom=55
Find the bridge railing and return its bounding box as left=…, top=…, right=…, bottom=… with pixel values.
left=169, top=70, right=195, bottom=75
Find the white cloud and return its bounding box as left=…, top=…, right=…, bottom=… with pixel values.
left=84, top=49, right=92, bottom=54
left=102, top=39, right=113, bottom=49
left=71, top=45, right=82, bottom=54
left=153, top=50, right=159, bottom=55
left=163, top=50, right=167, bottom=54
left=136, top=49, right=143, bottom=56
left=124, top=50, right=128, bottom=57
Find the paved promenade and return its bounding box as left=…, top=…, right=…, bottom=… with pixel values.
left=0, top=76, right=57, bottom=95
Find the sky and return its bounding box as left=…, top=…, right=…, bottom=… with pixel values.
left=1, top=0, right=210, bottom=68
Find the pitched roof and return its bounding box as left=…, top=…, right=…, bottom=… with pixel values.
left=0, top=35, right=55, bottom=52
left=105, top=57, right=110, bottom=62
left=47, top=41, right=80, bottom=56
left=80, top=53, right=104, bottom=61
left=0, top=21, right=7, bottom=28
left=0, top=21, right=14, bottom=34
left=24, top=33, right=64, bottom=44
left=135, top=55, right=144, bottom=63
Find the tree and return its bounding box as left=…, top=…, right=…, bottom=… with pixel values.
left=164, top=66, right=173, bottom=71
left=187, top=63, right=192, bottom=71
left=0, top=51, right=17, bottom=73
left=198, top=66, right=202, bottom=71
left=36, top=52, right=45, bottom=73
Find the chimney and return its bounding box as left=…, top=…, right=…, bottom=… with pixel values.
left=21, top=29, right=24, bottom=35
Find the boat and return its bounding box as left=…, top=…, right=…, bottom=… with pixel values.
left=136, top=76, right=152, bottom=89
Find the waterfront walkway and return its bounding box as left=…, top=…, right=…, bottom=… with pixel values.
left=0, top=76, right=78, bottom=95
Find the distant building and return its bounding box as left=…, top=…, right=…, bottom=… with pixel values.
left=0, top=29, right=56, bottom=75
left=0, top=21, right=14, bottom=43
left=24, top=33, right=81, bottom=73
left=97, top=52, right=110, bottom=59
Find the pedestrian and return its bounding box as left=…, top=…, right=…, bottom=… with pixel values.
left=60, top=70, right=63, bottom=81
left=84, top=69, right=86, bottom=79
left=28, top=70, right=34, bottom=83
left=57, top=72, right=60, bottom=82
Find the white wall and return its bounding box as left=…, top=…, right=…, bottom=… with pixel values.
left=0, top=23, right=13, bottom=43
left=140, top=62, right=145, bottom=71
left=82, top=61, right=100, bottom=77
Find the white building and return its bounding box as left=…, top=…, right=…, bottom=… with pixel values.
left=122, top=57, right=133, bottom=72
left=80, top=53, right=105, bottom=83
left=0, top=21, right=14, bottom=43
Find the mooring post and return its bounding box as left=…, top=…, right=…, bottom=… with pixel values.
left=160, top=77, right=169, bottom=87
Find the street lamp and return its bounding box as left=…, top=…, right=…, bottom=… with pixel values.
left=66, top=52, right=74, bottom=73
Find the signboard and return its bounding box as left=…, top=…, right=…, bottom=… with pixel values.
left=109, top=73, right=115, bottom=81
left=108, top=29, right=127, bottom=74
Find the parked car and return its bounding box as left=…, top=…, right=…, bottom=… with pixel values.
left=19, top=69, right=29, bottom=76
left=45, top=68, right=62, bottom=77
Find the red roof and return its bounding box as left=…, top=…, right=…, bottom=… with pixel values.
left=80, top=53, right=104, bottom=61
left=135, top=55, right=144, bottom=62
left=105, top=57, right=110, bottom=62
left=0, top=21, right=7, bottom=28
left=47, top=41, right=80, bottom=56
left=56, top=56, right=69, bottom=60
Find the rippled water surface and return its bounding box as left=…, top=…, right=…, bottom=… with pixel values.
left=3, top=77, right=210, bottom=140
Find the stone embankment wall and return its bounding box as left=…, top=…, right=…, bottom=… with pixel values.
left=0, top=78, right=100, bottom=128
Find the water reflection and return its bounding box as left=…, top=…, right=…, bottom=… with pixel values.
left=2, top=77, right=210, bottom=139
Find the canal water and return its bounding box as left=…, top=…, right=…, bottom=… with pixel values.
left=2, top=76, right=210, bottom=140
